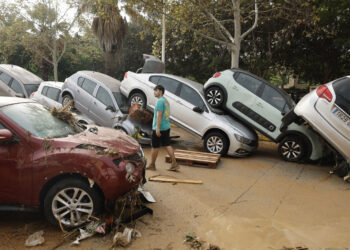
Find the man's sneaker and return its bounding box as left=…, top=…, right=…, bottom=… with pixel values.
left=146, top=163, right=156, bottom=171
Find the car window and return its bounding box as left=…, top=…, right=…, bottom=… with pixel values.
left=42, top=86, right=49, bottom=96
left=46, top=87, right=61, bottom=102
left=10, top=79, right=25, bottom=95
left=149, top=76, right=161, bottom=84
left=96, top=86, right=115, bottom=108
left=179, top=84, right=208, bottom=111
left=158, top=77, right=180, bottom=94
left=0, top=72, right=12, bottom=85
left=80, top=78, right=96, bottom=95
left=333, top=77, right=350, bottom=114
left=24, top=84, right=39, bottom=96
left=235, top=73, right=263, bottom=94
left=260, top=84, right=287, bottom=111
left=77, top=77, right=84, bottom=87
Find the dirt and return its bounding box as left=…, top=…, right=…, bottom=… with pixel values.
left=1, top=127, right=350, bottom=249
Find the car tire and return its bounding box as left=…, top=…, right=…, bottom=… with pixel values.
left=204, top=131, right=229, bottom=155
left=278, top=136, right=307, bottom=162
left=129, top=92, right=146, bottom=109
left=43, top=178, right=103, bottom=228
left=205, top=86, right=225, bottom=108
left=62, top=94, right=74, bottom=111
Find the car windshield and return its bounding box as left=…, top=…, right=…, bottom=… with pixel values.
left=113, top=92, right=130, bottom=113
left=0, top=102, right=77, bottom=138
left=24, top=84, right=40, bottom=96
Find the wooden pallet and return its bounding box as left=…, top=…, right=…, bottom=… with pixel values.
left=165, top=149, right=221, bottom=169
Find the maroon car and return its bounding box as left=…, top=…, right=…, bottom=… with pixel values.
left=0, top=97, right=145, bottom=227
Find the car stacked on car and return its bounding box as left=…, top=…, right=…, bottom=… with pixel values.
left=203, top=68, right=326, bottom=162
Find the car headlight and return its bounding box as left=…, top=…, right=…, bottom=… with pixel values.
left=125, top=162, right=135, bottom=174
left=234, top=134, right=252, bottom=145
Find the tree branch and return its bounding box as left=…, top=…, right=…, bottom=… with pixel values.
left=241, top=0, right=258, bottom=40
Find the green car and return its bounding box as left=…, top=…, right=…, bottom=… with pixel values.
left=204, top=68, right=326, bottom=162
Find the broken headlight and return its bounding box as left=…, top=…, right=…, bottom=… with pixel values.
left=234, top=134, right=253, bottom=145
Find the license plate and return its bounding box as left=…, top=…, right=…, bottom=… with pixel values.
left=332, top=108, right=350, bottom=126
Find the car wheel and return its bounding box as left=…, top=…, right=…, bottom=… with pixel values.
left=62, top=94, right=74, bottom=111
left=205, top=86, right=224, bottom=108
left=129, top=92, right=146, bottom=109
left=43, top=178, right=103, bottom=228
left=204, top=131, right=229, bottom=155
left=278, top=136, right=306, bottom=162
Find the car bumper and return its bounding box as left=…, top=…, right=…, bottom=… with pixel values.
left=295, top=93, right=350, bottom=162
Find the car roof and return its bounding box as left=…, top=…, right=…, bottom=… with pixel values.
left=78, top=71, right=121, bottom=92
left=40, top=81, right=64, bottom=89
left=0, top=97, right=34, bottom=107
left=0, top=64, right=43, bottom=85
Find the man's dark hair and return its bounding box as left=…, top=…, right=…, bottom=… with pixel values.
left=154, top=85, right=165, bottom=94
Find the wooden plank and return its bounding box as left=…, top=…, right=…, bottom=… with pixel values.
left=149, top=176, right=202, bottom=184
left=165, top=149, right=221, bottom=169
left=174, top=149, right=220, bottom=157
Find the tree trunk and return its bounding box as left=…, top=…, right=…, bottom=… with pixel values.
left=231, top=0, right=241, bottom=68
left=104, top=52, right=116, bottom=76
left=53, top=42, right=58, bottom=81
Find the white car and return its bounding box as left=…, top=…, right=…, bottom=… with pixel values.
left=120, top=72, right=258, bottom=156
left=282, top=76, right=350, bottom=173
left=31, top=81, right=95, bottom=125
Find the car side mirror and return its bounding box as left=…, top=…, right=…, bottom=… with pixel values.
left=0, top=129, right=13, bottom=143
left=15, top=93, right=24, bottom=98
left=193, top=106, right=204, bottom=113
left=105, top=105, right=116, bottom=112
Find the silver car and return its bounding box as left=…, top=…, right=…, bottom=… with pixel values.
left=282, top=76, right=350, bottom=171
left=120, top=72, right=258, bottom=156
left=61, top=71, right=152, bottom=144
left=0, top=64, right=42, bottom=98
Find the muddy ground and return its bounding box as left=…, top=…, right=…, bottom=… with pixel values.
left=1, top=127, right=350, bottom=250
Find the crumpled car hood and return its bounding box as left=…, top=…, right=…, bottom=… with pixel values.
left=52, top=125, right=140, bottom=156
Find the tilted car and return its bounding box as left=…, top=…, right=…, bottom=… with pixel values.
left=0, top=97, right=145, bottom=227
left=121, top=72, right=258, bottom=156
left=61, top=71, right=152, bottom=144
left=282, top=76, right=350, bottom=170
left=0, top=64, right=42, bottom=98
left=203, top=68, right=325, bottom=162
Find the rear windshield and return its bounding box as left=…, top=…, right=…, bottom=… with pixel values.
left=333, top=77, right=350, bottom=114
left=24, top=84, right=40, bottom=96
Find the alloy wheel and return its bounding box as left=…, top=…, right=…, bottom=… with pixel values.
left=280, top=140, right=301, bottom=160
left=52, top=187, right=94, bottom=227
left=131, top=96, right=144, bottom=107
left=206, top=89, right=222, bottom=106
left=206, top=135, right=224, bottom=154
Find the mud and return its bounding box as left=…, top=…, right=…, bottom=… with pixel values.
left=1, top=127, right=350, bottom=249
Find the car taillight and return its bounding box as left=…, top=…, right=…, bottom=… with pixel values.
left=316, top=85, right=333, bottom=102
left=30, top=92, right=35, bottom=97
left=124, top=72, right=128, bottom=79
left=213, top=72, right=221, bottom=78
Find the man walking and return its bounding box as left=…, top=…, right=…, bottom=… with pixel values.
left=146, top=85, right=179, bottom=171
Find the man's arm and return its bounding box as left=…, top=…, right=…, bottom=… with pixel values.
left=156, top=110, right=163, bottom=137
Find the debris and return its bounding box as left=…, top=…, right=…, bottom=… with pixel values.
left=184, top=233, right=221, bottom=250
left=25, top=230, right=45, bottom=247
left=129, top=104, right=153, bottom=124
left=165, top=149, right=220, bottom=169
left=88, top=178, right=95, bottom=188
left=113, top=227, right=141, bottom=247
left=71, top=221, right=104, bottom=245
left=71, top=228, right=95, bottom=246
left=149, top=176, right=203, bottom=184
left=138, top=186, right=156, bottom=203
left=50, top=106, right=77, bottom=127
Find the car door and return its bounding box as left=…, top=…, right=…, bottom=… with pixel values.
left=157, top=76, right=182, bottom=125
left=75, top=77, right=97, bottom=114
left=253, top=83, right=290, bottom=140
left=147, top=75, right=161, bottom=108
left=176, top=83, right=211, bottom=136
left=45, top=87, right=62, bottom=109
left=8, top=78, right=26, bottom=98
left=89, top=86, right=116, bottom=127
left=0, top=122, right=33, bottom=205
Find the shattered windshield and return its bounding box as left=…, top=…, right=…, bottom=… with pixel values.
left=0, top=103, right=77, bottom=138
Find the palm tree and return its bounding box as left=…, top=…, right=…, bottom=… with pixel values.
left=92, top=1, right=127, bottom=76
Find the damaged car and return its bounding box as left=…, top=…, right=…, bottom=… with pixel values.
left=203, top=68, right=326, bottom=162
left=0, top=97, right=146, bottom=227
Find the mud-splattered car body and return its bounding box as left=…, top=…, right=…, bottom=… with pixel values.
left=0, top=97, right=145, bottom=227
